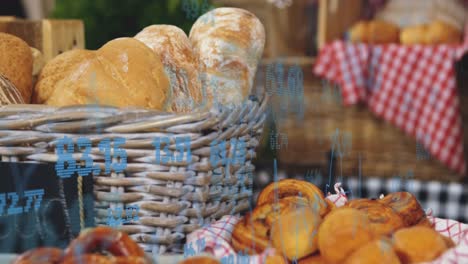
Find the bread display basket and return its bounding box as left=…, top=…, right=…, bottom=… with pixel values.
left=0, top=95, right=268, bottom=255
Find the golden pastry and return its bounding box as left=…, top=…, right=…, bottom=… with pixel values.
left=262, top=252, right=289, bottom=264
left=415, top=217, right=433, bottom=228
left=344, top=239, right=401, bottom=264
left=270, top=206, right=321, bottom=261
left=346, top=199, right=405, bottom=236
left=441, top=234, right=456, bottom=248
left=232, top=214, right=270, bottom=254
left=256, top=179, right=329, bottom=217
left=318, top=208, right=374, bottom=263
left=178, top=256, right=221, bottom=264
left=298, top=254, right=328, bottom=264
left=263, top=196, right=316, bottom=226
left=393, top=226, right=447, bottom=263
left=379, top=192, right=426, bottom=227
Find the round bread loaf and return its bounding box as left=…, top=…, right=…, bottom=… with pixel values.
left=135, top=25, right=203, bottom=112
left=189, top=7, right=265, bottom=109
left=0, top=74, right=25, bottom=105
left=33, top=38, right=170, bottom=109
left=0, top=33, right=33, bottom=103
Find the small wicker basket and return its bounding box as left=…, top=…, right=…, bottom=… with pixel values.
left=0, top=96, right=268, bottom=255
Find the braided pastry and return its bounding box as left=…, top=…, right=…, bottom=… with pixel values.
left=256, top=179, right=329, bottom=217
left=64, top=227, right=146, bottom=259
left=379, top=192, right=426, bottom=227
left=232, top=213, right=270, bottom=254
left=13, top=227, right=150, bottom=264
left=12, top=248, right=64, bottom=264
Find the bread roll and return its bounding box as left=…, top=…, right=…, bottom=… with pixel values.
left=425, top=20, right=462, bottom=45
left=393, top=226, right=447, bottom=263
left=349, top=21, right=369, bottom=43
left=318, top=208, right=374, bottom=263
left=400, top=25, right=427, bottom=45
left=34, top=38, right=170, bottom=109
left=31, top=47, right=45, bottom=77
left=189, top=7, right=265, bottom=109
left=349, top=20, right=400, bottom=44
left=135, top=25, right=203, bottom=112
left=367, top=20, right=400, bottom=44
left=0, top=74, right=25, bottom=105
left=0, top=33, right=33, bottom=102
left=344, top=239, right=401, bottom=264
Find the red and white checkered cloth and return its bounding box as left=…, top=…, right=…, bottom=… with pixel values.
left=186, top=184, right=468, bottom=263
left=314, top=41, right=468, bottom=176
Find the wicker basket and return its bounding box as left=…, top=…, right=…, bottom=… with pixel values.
left=0, top=96, right=268, bottom=254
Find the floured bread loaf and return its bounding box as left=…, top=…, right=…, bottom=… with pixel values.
left=189, top=7, right=265, bottom=109
left=33, top=38, right=170, bottom=109
left=0, top=33, right=33, bottom=103
left=135, top=25, right=203, bottom=112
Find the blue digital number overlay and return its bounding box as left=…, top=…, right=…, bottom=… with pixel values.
left=183, top=237, right=206, bottom=258
left=210, top=138, right=247, bottom=167
left=152, top=136, right=192, bottom=165
left=0, top=189, right=44, bottom=216
left=55, top=136, right=127, bottom=178
left=106, top=205, right=140, bottom=227
left=266, top=62, right=304, bottom=122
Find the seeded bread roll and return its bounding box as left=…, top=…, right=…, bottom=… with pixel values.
left=135, top=25, right=203, bottom=113
left=0, top=33, right=33, bottom=102
left=33, top=38, right=170, bottom=109
left=189, top=7, right=265, bottom=109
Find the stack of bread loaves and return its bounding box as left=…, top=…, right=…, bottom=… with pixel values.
left=30, top=7, right=265, bottom=112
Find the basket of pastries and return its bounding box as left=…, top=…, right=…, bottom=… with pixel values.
left=0, top=7, right=267, bottom=255
left=186, top=179, right=468, bottom=263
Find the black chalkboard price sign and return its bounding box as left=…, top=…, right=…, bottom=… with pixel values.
left=0, top=162, right=94, bottom=254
